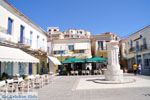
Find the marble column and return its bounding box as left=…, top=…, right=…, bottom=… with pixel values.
left=105, top=41, right=123, bottom=82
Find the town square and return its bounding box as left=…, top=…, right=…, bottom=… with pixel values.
left=0, top=0, right=150, bottom=100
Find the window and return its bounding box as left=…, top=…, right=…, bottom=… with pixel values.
left=48, top=47, right=50, bottom=53
left=144, top=59, right=150, bottom=66
left=136, top=41, right=139, bottom=51
left=42, top=39, right=45, bottom=50
left=37, top=35, right=39, bottom=49
left=54, top=29, right=57, bottom=31
left=19, top=63, right=25, bottom=75
left=30, top=31, right=33, bottom=45
left=79, top=50, right=84, bottom=53
left=143, top=38, right=146, bottom=45
left=98, top=41, right=103, bottom=50
left=49, top=29, right=51, bottom=32
left=130, top=40, right=133, bottom=48
left=20, top=25, right=25, bottom=43
left=4, top=62, right=13, bottom=76
left=54, top=51, right=65, bottom=54
left=8, top=18, right=13, bottom=35
left=143, top=53, right=150, bottom=69
left=68, top=45, right=74, bottom=52
left=115, top=37, right=118, bottom=41
left=43, top=39, right=45, bottom=44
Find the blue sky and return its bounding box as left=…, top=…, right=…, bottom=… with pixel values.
left=7, top=0, right=150, bottom=39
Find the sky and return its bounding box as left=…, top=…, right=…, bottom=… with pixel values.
left=7, top=0, right=150, bottom=39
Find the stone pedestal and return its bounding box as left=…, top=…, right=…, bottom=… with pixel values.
left=105, top=41, right=123, bottom=82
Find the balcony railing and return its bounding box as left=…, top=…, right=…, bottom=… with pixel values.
left=98, top=47, right=107, bottom=51
left=140, top=44, right=147, bottom=51
left=0, top=26, right=8, bottom=34
left=54, top=53, right=90, bottom=57
left=129, top=47, right=136, bottom=53
left=23, top=37, right=32, bottom=46
left=129, top=44, right=148, bottom=53
left=37, top=41, right=45, bottom=51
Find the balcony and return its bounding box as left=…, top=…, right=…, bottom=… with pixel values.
left=139, top=44, right=147, bottom=51
left=129, top=44, right=148, bottom=53
left=0, top=26, right=9, bottom=42
left=17, top=37, right=31, bottom=48
left=0, top=26, right=8, bottom=34
left=98, top=47, right=107, bottom=51
left=23, top=37, right=32, bottom=46
left=37, top=41, right=46, bottom=51
left=129, top=47, right=136, bottom=53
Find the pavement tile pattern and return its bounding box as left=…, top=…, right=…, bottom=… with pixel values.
left=38, top=74, right=150, bottom=100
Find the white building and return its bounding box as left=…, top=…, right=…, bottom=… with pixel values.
left=0, top=0, right=47, bottom=51
left=121, top=25, right=150, bottom=75
left=48, top=38, right=92, bottom=59
left=47, top=27, right=91, bottom=40
left=62, top=28, right=91, bottom=38
left=47, top=38, right=92, bottom=73
left=0, top=0, right=47, bottom=77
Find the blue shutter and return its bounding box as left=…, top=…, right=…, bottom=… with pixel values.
left=20, top=25, right=24, bottom=43
left=8, top=18, right=13, bottom=35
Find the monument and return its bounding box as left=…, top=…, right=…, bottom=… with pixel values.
left=105, top=41, right=123, bottom=82
left=94, top=41, right=135, bottom=84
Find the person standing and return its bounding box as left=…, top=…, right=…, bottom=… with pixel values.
left=133, top=63, right=137, bottom=75
left=138, top=64, right=142, bottom=75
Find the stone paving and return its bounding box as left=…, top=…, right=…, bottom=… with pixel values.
left=38, top=74, right=150, bottom=100
left=75, top=74, right=150, bottom=90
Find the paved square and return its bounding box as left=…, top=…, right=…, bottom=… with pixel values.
left=75, top=74, right=150, bottom=90
left=38, top=74, right=150, bottom=100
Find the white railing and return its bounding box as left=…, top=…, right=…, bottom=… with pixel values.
left=54, top=53, right=90, bottom=57
left=0, top=26, right=8, bottom=34
left=23, top=37, right=32, bottom=46
left=37, top=41, right=45, bottom=51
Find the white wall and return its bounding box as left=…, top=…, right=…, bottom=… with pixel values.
left=122, top=26, right=150, bottom=58
left=0, top=1, right=47, bottom=51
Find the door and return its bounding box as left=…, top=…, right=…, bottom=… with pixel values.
left=29, top=63, right=32, bottom=75
left=20, top=25, right=24, bottom=43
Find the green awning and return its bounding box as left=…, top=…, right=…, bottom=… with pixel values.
left=62, top=57, right=85, bottom=63
left=86, top=56, right=107, bottom=62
